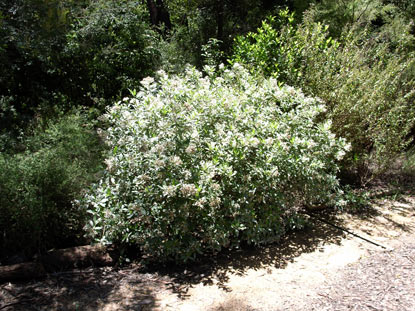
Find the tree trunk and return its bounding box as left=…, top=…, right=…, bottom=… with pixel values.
left=216, top=0, right=224, bottom=41
left=146, top=0, right=172, bottom=30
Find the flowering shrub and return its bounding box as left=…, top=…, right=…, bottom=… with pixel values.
left=80, top=64, right=349, bottom=263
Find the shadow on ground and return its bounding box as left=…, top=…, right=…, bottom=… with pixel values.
left=152, top=211, right=347, bottom=297
left=348, top=174, right=415, bottom=233
left=0, top=211, right=348, bottom=310
left=153, top=174, right=415, bottom=298
left=0, top=267, right=159, bottom=311
left=1, top=175, right=413, bottom=310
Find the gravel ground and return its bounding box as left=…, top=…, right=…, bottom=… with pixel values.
left=310, top=236, right=415, bottom=311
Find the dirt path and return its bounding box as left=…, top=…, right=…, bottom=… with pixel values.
left=1, top=188, right=414, bottom=311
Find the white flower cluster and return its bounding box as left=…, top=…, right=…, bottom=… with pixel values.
left=83, top=63, right=350, bottom=262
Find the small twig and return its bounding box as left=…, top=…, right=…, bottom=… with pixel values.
left=379, top=285, right=392, bottom=301
left=317, top=292, right=332, bottom=300
left=0, top=302, right=19, bottom=311
left=49, top=268, right=95, bottom=277
left=366, top=303, right=381, bottom=310
left=355, top=0, right=371, bottom=24
left=0, top=299, right=34, bottom=310
left=402, top=255, right=414, bottom=264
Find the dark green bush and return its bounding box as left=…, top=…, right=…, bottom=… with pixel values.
left=0, top=0, right=78, bottom=120
left=0, top=0, right=160, bottom=131
left=64, top=0, right=160, bottom=105
left=0, top=111, right=104, bottom=258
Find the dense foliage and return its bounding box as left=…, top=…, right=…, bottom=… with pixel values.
left=80, top=65, right=349, bottom=262
left=231, top=5, right=415, bottom=179
left=0, top=0, right=70, bottom=136
left=0, top=0, right=159, bottom=139
left=65, top=0, right=160, bottom=105
left=163, top=0, right=307, bottom=68
left=0, top=111, right=104, bottom=257
left=1, top=0, right=414, bottom=262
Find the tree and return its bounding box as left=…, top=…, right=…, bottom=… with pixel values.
left=0, top=0, right=76, bottom=132
left=147, top=0, right=172, bottom=30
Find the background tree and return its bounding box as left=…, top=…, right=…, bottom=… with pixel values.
left=147, top=0, right=172, bottom=30
left=64, top=0, right=160, bottom=106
